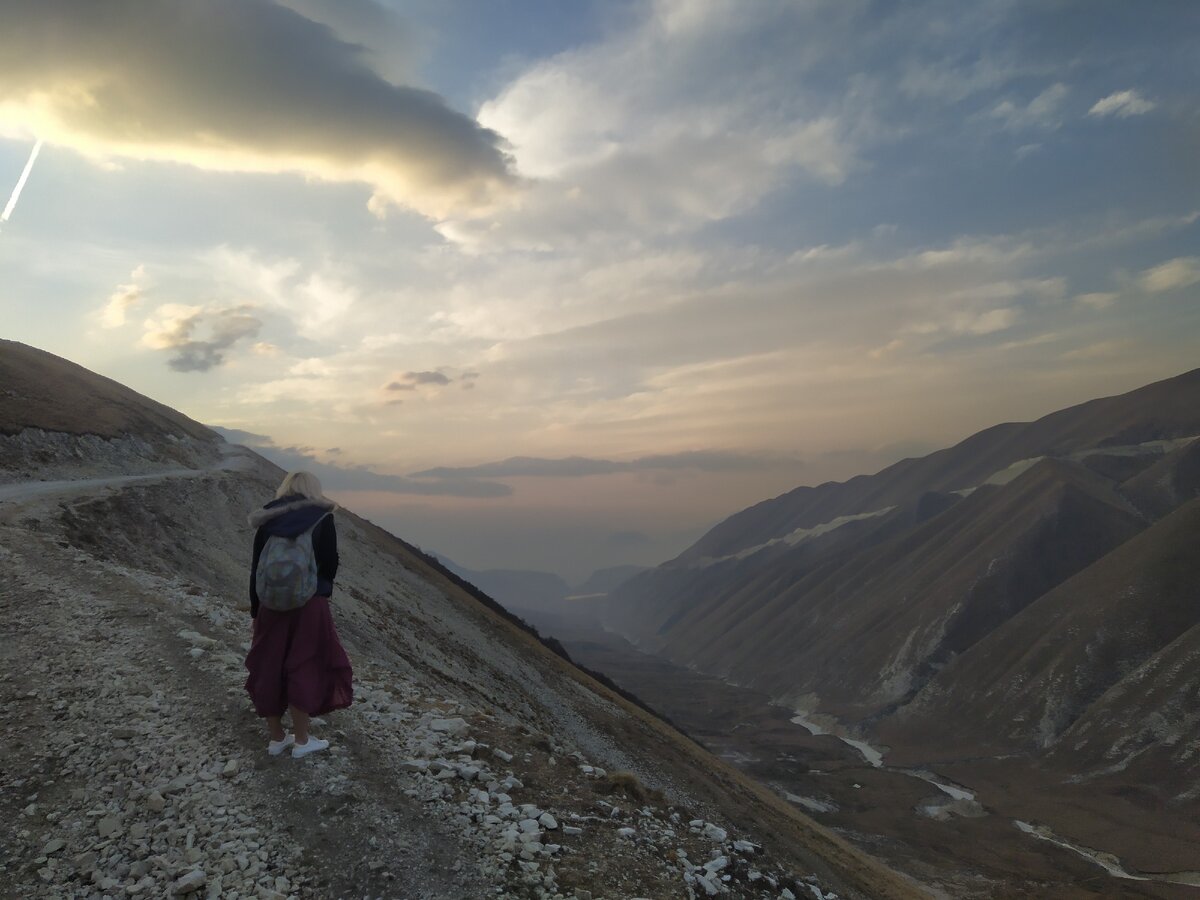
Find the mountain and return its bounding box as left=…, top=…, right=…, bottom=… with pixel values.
left=433, top=559, right=650, bottom=634
left=670, top=366, right=1200, bottom=565
left=0, top=338, right=221, bottom=480
left=595, top=369, right=1200, bottom=892
left=572, top=564, right=650, bottom=597
left=604, top=367, right=1200, bottom=768
left=433, top=555, right=572, bottom=616
left=0, top=341, right=918, bottom=900
left=881, top=494, right=1200, bottom=777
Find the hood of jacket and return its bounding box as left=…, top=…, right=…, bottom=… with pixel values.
left=248, top=494, right=336, bottom=536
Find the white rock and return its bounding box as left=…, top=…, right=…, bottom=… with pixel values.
left=537, top=812, right=558, bottom=830
left=177, top=630, right=216, bottom=648
left=430, top=717, right=470, bottom=737
left=617, top=827, right=636, bottom=838
left=492, top=748, right=514, bottom=763
left=518, top=818, right=541, bottom=833
left=562, top=826, right=582, bottom=836
left=702, top=823, right=727, bottom=842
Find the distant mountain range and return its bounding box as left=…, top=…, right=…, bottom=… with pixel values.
left=434, top=555, right=647, bottom=623
left=603, top=368, right=1200, bottom=793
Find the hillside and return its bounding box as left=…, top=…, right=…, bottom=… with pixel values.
left=883, top=495, right=1200, bottom=774
left=627, top=458, right=1147, bottom=721
left=671, top=367, right=1200, bottom=564
left=598, top=368, right=1200, bottom=890
left=0, top=341, right=921, bottom=900
left=606, top=369, right=1200, bottom=716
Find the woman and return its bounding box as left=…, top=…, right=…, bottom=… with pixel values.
left=244, top=471, right=353, bottom=758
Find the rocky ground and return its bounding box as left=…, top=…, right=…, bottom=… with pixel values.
left=0, top=459, right=857, bottom=899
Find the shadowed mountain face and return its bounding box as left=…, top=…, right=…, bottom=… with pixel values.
left=604, top=368, right=1200, bottom=789
left=882, top=496, right=1200, bottom=776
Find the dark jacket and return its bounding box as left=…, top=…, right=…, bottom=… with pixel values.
left=248, top=494, right=339, bottom=618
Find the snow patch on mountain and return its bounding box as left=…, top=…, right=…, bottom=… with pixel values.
left=685, top=507, right=895, bottom=568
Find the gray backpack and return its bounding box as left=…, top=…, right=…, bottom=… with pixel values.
left=255, top=516, right=327, bottom=612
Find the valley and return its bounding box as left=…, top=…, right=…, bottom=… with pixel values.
left=533, top=615, right=1200, bottom=898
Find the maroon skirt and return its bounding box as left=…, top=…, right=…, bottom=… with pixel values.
left=244, top=595, right=353, bottom=717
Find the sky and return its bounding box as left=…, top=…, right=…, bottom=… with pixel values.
left=1, top=0, right=1198, bottom=582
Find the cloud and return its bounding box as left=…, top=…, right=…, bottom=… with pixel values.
left=1074, top=291, right=1118, bottom=310
left=275, top=0, right=420, bottom=84
left=406, top=370, right=452, bottom=386
left=99, top=264, right=146, bottom=328
left=450, top=0, right=866, bottom=248
left=1139, top=257, right=1200, bottom=293
left=1088, top=90, right=1155, bottom=119
left=141, top=303, right=262, bottom=372
left=410, top=450, right=803, bottom=480
left=1061, top=339, right=1131, bottom=360
left=385, top=370, right=457, bottom=391
left=991, top=83, right=1069, bottom=131
left=0, top=0, right=513, bottom=220
left=213, top=427, right=511, bottom=498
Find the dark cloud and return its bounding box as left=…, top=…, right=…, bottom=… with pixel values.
left=276, top=0, right=417, bottom=84
left=385, top=370, right=454, bottom=391
left=142, top=304, right=261, bottom=372
left=410, top=450, right=804, bottom=480
left=0, top=0, right=514, bottom=218
left=406, top=370, right=452, bottom=385
left=212, top=427, right=511, bottom=498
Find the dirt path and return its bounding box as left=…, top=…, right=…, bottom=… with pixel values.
left=0, top=443, right=254, bottom=510
left=0, top=502, right=488, bottom=899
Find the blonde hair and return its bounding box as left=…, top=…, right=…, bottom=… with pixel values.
left=275, top=470, right=326, bottom=500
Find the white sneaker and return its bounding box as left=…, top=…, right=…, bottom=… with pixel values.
left=267, top=733, right=295, bottom=756
left=291, top=737, right=329, bottom=759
